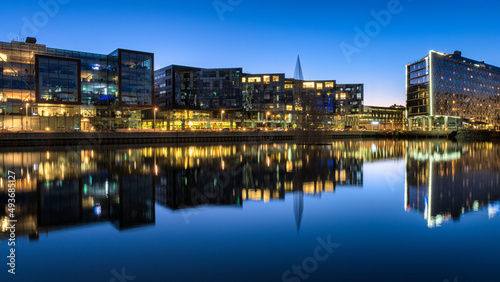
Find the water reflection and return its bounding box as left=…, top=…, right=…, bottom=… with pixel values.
left=1, top=140, right=499, bottom=241
left=405, top=142, right=500, bottom=228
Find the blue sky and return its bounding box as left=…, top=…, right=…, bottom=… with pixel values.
left=2, top=0, right=500, bottom=106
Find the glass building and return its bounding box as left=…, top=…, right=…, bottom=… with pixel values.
left=154, top=65, right=243, bottom=110
left=0, top=38, right=154, bottom=131
left=406, top=50, right=500, bottom=130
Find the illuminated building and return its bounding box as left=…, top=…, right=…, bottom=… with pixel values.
left=348, top=105, right=405, bottom=130
left=406, top=50, right=500, bottom=130
left=0, top=38, right=154, bottom=131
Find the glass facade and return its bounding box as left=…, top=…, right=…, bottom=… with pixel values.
left=155, top=65, right=242, bottom=110
left=119, top=50, right=153, bottom=106
left=407, top=51, right=500, bottom=127
left=36, top=56, right=80, bottom=103
left=0, top=40, right=154, bottom=131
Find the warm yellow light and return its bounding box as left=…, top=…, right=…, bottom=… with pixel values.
left=267, top=112, right=271, bottom=116
left=45, top=127, right=50, bottom=131
left=303, top=82, right=315, bottom=88
left=221, top=110, right=225, bottom=114
left=0, top=53, right=7, bottom=61
left=154, top=108, right=158, bottom=112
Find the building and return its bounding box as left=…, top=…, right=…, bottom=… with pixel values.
left=406, top=50, right=500, bottom=130
left=242, top=73, right=286, bottom=112
left=0, top=38, right=154, bottom=131
left=153, top=58, right=364, bottom=130
left=348, top=105, right=405, bottom=130
left=154, top=65, right=243, bottom=110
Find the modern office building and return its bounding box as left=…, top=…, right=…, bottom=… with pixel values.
left=0, top=38, right=154, bottom=131
left=154, top=65, right=243, bottom=110
left=335, top=84, right=364, bottom=114
left=406, top=50, right=500, bottom=130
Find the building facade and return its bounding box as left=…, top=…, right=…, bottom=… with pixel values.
left=406, top=50, right=500, bottom=130
left=0, top=38, right=154, bottom=131
left=349, top=105, right=405, bottom=130
left=154, top=65, right=243, bottom=110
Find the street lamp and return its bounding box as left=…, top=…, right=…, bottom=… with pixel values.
left=26, top=103, right=29, bottom=131
left=154, top=107, right=158, bottom=132
left=266, top=112, right=271, bottom=128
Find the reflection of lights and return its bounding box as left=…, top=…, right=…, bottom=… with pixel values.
left=488, top=203, right=500, bottom=219
left=94, top=205, right=102, bottom=216
left=105, top=180, right=109, bottom=198
left=1, top=217, right=9, bottom=232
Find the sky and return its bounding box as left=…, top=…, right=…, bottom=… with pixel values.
left=2, top=0, right=500, bottom=106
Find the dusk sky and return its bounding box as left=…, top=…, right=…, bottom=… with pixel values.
left=3, top=0, right=500, bottom=106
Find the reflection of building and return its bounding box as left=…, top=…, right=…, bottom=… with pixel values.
left=406, top=51, right=500, bottom=130
left=405, top=141, right=500, bottom=228
left=0, top=149, right=156, bottom=240
left=0, top=38, right=154, bottom=131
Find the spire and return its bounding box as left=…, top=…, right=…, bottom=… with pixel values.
left=294, top=55, right=304, bottom=80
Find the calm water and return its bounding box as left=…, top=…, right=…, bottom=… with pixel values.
left=1, top=140, right=499, bottom=282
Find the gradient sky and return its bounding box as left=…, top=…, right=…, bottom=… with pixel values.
left=2, top=0, right=500, bottom=106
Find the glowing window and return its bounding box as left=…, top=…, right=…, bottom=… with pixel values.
left=340, top=93, right=347, bottom=100
left=317, top=83, right=323, bottom=89
left=263, top=76, right=270, bottom=84
left=335, top=94, right=339, bottom=100
left=285, top=84, right=293, bottom=89
left=303, top=82, right=315, bottom=88
left=242, top=77, right=246, bottom=83
left=248, top=77, right=261, bottom=83
left=286, top=105, right=293, bottom=111
left=325, top=82, right=334, bottom=88
left=273, top=76, right=280, bottom=82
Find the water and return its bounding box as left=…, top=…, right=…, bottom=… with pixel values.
left=1, top=140, right=499, bottom=282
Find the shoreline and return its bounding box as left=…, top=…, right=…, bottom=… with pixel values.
left=0, top=130, right=498, bottom=147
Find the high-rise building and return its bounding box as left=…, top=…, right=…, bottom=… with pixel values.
left=0, top=38, right=154, bottom=131
left=406, top=50, right=500, bottom=130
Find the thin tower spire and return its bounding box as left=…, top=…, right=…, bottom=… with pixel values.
left=294, top=55, right=304, bottom=80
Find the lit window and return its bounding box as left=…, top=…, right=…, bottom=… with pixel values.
left=340, top=93, right=346, bottom=100
left=303, top=82, right=315, bottom=88
left=273, top=76, right=280, bottom=82
left=263, top=76, right=270, bottom=84
left=242, top=77, right=246, bottom=83
left=325, top=82, right=334, bottom=88
left=286, top=105, right=293, bottom=111
left=317, top=83, right=323, bottom=89
left=335, top=94, right=339, bottom=100
left=285, top=84, right=293, bottom=89
left=248, top=77, right=261, bottom=83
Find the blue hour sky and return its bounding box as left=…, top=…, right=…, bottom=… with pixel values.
left=2, top=0, right=500, bottom=106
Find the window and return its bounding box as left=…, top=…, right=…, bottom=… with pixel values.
left=325, top=82, right=334, bottom=88
left=248, top=77, right=261, bottom=83
left=303, top=82, right=315, bottom=88
left=317, top=83, right=323, bottom=90
left=285, top=83, right=293, bottom=89
left=242, top=77, right=246, bottom=83
left=263, top=76, right=270, bottom=84
left=340, top=93, right=346, bottom=100
left=273, top=76, right=280, bottom=82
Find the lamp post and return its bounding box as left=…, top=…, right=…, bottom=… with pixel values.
left=266, top=111, right=271, bottom=128
left=221, top=110, right=225, bottom=129
left=26, top=103, right=29, bottom=131
left=154, top=107, right=158, bottom=132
